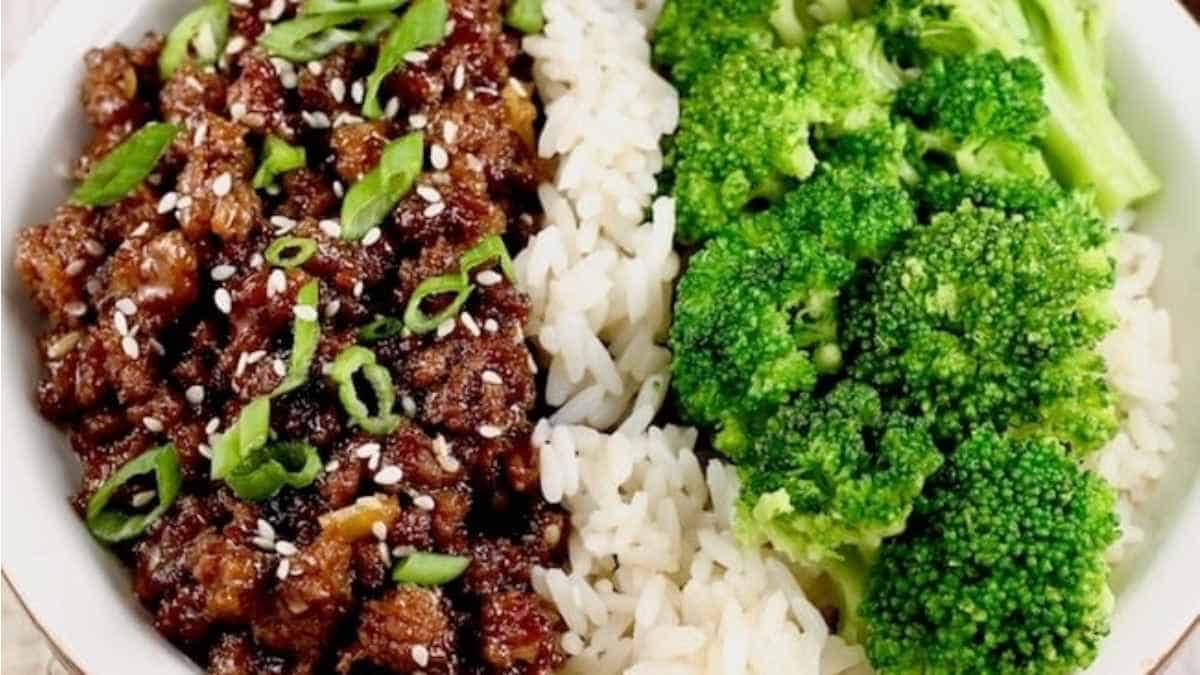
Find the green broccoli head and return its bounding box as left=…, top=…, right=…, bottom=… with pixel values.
left=845, top=194, right=1119, bottom=453
left=814, top=122, right=920, bottom=186
left=861, top=429, right=1119, bottom=674
left=770, top=162, right=917, bottom=261
left=897, top=51, right=1048, bottom=143
left=876, top=0, right=1159, bottom=213
left=670, top=231, right=854, bottom=453
left=735, top=382, right=943, bottom=566
left=672, top=23, right=902, bottom=243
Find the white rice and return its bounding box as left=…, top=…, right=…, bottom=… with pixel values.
left=517, top=0, right=1178, bottom=669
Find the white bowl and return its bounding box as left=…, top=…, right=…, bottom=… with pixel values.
left=3, top=1, right=1198, bottom=673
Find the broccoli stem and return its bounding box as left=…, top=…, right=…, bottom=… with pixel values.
left=824, top=547, right=874, bottom=643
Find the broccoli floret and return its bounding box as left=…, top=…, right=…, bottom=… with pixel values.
left=913, top=169, right=1061, bottom=214
left=672, top=24, right=902, bottom=243
left=845, top=194, right=1119, bottom=453
left=670, top=231, right=854, bottom=453
left=859, top=429, right=1119, bottom=674
left=735, top=381, right=942, bottom=568
left=767, top=163, right=917, bottom=261
left=654, top=0, right=871, bottom=90
left=814, top=122, right=920, bottom=186
left=876, top=0, right=1160, bottom=213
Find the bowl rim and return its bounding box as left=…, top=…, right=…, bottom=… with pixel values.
left=2, top=0, right=1198, bottom=673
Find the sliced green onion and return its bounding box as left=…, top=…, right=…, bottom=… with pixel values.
left=253, top=136, right=308, bottom=189
left=403, top=272, right=473, bottom=335
left=301, top=0, right=407, bottom=13
left=360, top=315, right=406, bottom=342
left=459, top=235, right=517, bottom=282
left=341, top=132, right=424, bottom=240
left=159, top=0, right=231, bottom=79
left=273, top=280, right=321, bottom=396
left=86, top=445, right=181, bottom=543
left=71, top=123, right=181, bottom=207
left=329, top=346, right=402, bottom=434
left=225, top=441, right=322, bottom=501
left=505, top=0, right=544, bottom=33
left=359, top=13, right=400, bottom=42
left=362, top=0, right=448, bottom=119
left=265, top=237, right=318, bottom=269
left=260, top=12, right=381, bottom=61
left=210, top=396, right=271, bottom=480
left=392, top=552, right=471, bottom=585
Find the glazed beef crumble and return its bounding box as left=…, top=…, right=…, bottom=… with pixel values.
left=13, top=1, right=569, bottom=673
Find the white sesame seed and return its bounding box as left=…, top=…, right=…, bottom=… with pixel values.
left=293, top=304, right=318, bottom=321
left=113, top=311, right=130, bottom=336
left=325, top=459, right=341, bottom=473
left=476, top=270, right=502, bottom=287
left=413, top=495, right=435, bottom=511
left=230, top=102, right=248, bottom=120
left=445, top=18, right=456, bottom=34
left=378, top=541, right=392, bottom=565
left=275, top=540, right=298, bottom=556
left=333, top=112, right=364, bottom=128
left=235, top=352, right=250, bottom=378
left=246, top=350, right=267, bottom=365
left=460, top=312, right=481, bottom=337
left=143, top=416, right=164, bottom=433
left=214, top=288, right=233, bottom=314
left=319, top=219, right=342, bottom=238
left=383, top=97, right=401, bottom=120
left=367, top=453, right=381, bottom=471
left=211, top=264, right=237, bottom=281
left=422, top=202, right=446, bottom=218
left=353, top=280, right=364, bottom=298
left=272, top=358, right=287, bottom=377
left=442, top=121, right=459, bottom=144
left=65, top=301, right=88, bottom=317
left=276, top=558, right=291, bottom=580
left=186, top=385, right=205, bottom=405
left=268, top=268, right=287, bottom=296
left=411, top=645, right=430, bottom=668
left=404, top=50, right=428, bottom=64
left=452, top=64, right=466, bottom=91
left=65, top=259, right=86, bottom=277
left=175, top=195, right=194, bottom=210
left=401, top=395, right=417, bottom=417
left=481, top=370, right=502, bottom=385
left=157, top=192, right=179, bottom=214
left=130, top=490, right=156, bottom=508
left=150, top=338, right=166, bottom=357
left=354, top=443, right=381, bottom=459
left=225, top=35, right=247, bottom=55
left=116, top=298, right=138, bottom=315
left=260, top=0, right=285, bottom=22
left=270, top=215, right=298, bottom=231
left=250, top=253, right=264, bottom=269
left=393, top=544, right=415, bottom=559
left=371, top=521, right=388, bottom=541
left=302, top=110, right=331, bottom=129
left=416, top=185, right=442, bottom=203
left=483, top=318, right=499, bottom=333
left=193, top=121, right=209, bottom=146
left=409, top=113, right=428, bottom=129
left=374, top=465, right=404, bottom=486
left=465, top=153, right=484, bottom=172
left=361, top=227, right=382, bottom=247
left=253, top=536, right=276, bottom=552
left=185, top=76, right=204, bottom=93
left=211, top=172, right=233, bottom=197
left=527, top=354, right=538, bottom=373
left=257, top=518, right=276, bottom=540
left=509, top=78, right=529, bottom=97
left=350, top=79, right=365, bottom=104
left=206, top=417, right=221, bottom=435
left=430, top=144, right=449, bottom=170
left=333, top=180, right=345, bottom=198
left=307, top=61, right=323, bottom=76
left=478, top=424, right=502, bottom=439
left=84, top=239, right=105, bottom=256
left=329, top=77, right=346, bottom=103
left=436, top=318, right=456, bottom=339
left=198, top=443, right=212, bottom=458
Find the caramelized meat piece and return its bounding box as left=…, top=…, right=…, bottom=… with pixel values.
left=338, top=587, right=457, bottom=674
left=227, top=52, right=296, bottom=140
left=81, top=44, right=148, bottom=128
left=160, top=63, right=228, bottom=123
left=14, top=206, right=101, bottom=325
left=175, top=113, right=261, bottom=241
left=330, top=121, right=392, bottom=183
left=209, top=633, right=289, bottom=675
left=252, top=533, right=354, bottom=658
left=276, top=169, right=338, bottom=221
left=480, top=591, right=566, bottom=673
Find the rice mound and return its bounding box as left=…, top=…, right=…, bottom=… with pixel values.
left=515, top=0, right=1179, bottom=672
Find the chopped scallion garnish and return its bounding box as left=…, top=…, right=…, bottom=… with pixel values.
left=210, top=396, right=271, bottom=480
left=362, top=0, right=448, bottom=119
left=403, top=272, right=473, bottom=335
left=273, top=280, right=321, bottom=396
left=329, top=346, right=402, bottom=434
left=341, top=132, right=424, bottom=240
left=504, top=0, right=544, bottom=34
left=300, top=0, right=407, bottom=13
left=360, top=315, right=407, bottom=342
left=265, top=237, right=319, bottom=269
left=86, top=445, right=182, bottom=543
left=71, top=123, right=181, bottom=207
left=159, top=0, right=231, bottom=79
left=260, top=12, right=385, bottom=62
left=225, top=441, right=322, bottom=501
left=253, top=136, right=308, bottom=189
left=392, top=551, right=471, bottom=585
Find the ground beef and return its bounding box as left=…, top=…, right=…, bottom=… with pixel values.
left=12, top=1, right=566, bottom=673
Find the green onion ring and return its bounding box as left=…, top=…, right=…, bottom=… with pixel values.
left=210, top=396, right=271, bottom=480
left=265, top=237, right=319, bottom=269
left=273, top=280, right=321, bottom=396
left=225, top=441, right=322, bottom=501
left=459, top=234, right=517, bottom=282
left=86, top=445, right=182, bottom=543
left=392, top=551, right=472, bottom=586
left=360, top=315, right=407, bottom=343
left=403, top=273, right=474, bottom=335
left=330, top=346, right=402, bottom=435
